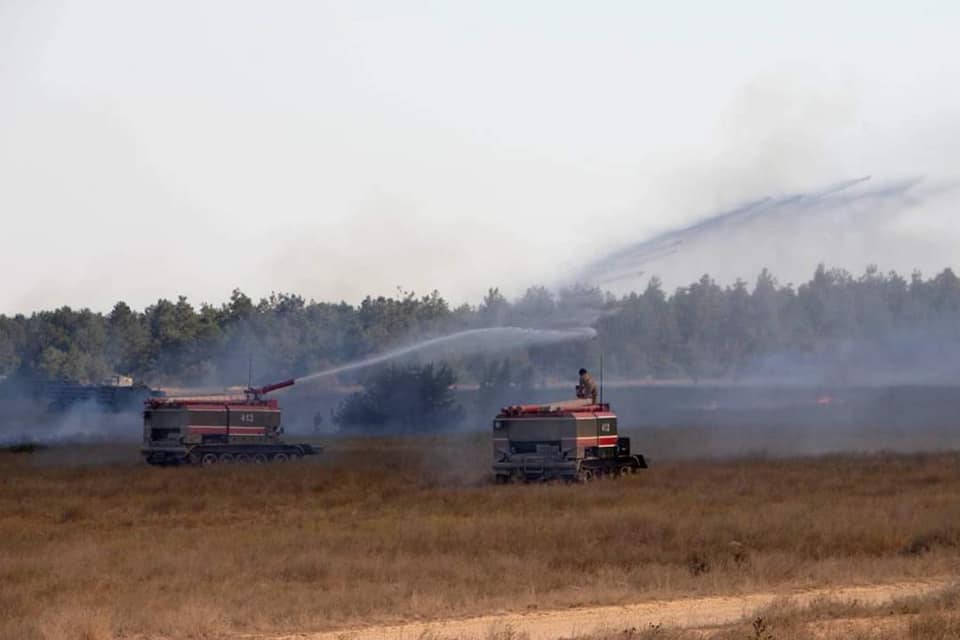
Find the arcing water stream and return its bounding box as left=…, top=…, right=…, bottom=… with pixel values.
left=295, top=326, right=596, bottom=383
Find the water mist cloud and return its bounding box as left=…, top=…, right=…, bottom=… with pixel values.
left=575, top=176, right=930, bottom=289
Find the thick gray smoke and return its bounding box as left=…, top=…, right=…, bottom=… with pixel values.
left=0, top=399, right=139, bottom=447
left=738, top=331, right=960, bottom=387
left=0, top=376, right=147, bottom=448
left=296, top=326, right=596, bottom=383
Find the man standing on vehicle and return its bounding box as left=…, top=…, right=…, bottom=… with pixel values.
left=577, top=368, right=598, bottom=403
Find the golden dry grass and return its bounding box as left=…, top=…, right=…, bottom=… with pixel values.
left=575, top=583, right=960, bottom=639
left=1, top=434, right=959, bottom=639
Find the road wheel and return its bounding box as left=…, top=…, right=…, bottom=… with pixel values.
left=200, top=452, right=218, bottom=466
left=272, top=452, right=289, bottom=463
left=253, top=453, right=268, bottom=464
left=578, top=469, right=594, bottom=484
left=218, top=453, right=235, bottom=463
left=618, top=465, right=632, bottom=478
left=235, top=453, right=250, bottom=464
left=495, top=474, right=509, bottom=485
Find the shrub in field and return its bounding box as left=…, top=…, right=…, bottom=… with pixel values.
left=333, top=363, right=464, bottom=433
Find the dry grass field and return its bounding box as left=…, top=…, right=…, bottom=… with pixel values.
left=1, top=433, right=959, bottom=639
left=574, top=583, right=960, bottom=639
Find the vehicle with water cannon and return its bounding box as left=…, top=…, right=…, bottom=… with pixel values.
left=492, top=397, right=647, bottom=482
left=141, top=378, right=320, bottom=465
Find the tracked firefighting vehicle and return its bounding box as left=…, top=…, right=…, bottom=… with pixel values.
left=141, top=379, right=319, bottom=465
left=492, top=398, right=647, bottom=482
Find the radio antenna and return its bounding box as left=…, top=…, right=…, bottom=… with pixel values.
left=599, top=352, right=604, bottom=405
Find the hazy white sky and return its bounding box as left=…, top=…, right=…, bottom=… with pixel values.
left=2, top=1, right=959, bottom=314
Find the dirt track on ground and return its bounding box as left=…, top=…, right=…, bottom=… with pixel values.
left=264, top=579, right=953, bottom=640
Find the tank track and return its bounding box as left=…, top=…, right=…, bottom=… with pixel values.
left=144, top=443, right=318, bottom=466
left=494, top=453, right=647, bottom=484
left=575, top=454, right=647, bottom=482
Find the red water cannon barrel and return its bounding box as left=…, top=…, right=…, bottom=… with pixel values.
left=247, top=378, right=295, bottom=397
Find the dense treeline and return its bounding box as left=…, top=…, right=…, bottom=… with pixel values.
left=1, top=265, right=959, bottom=386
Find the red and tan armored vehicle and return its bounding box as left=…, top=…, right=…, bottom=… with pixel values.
left=492, top=398, right=646, bottom=482
left=141, top=379, right=319, bottom=465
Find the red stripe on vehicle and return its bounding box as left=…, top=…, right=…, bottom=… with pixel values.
left=160, top=405, right=280, bottom=412
left=187, top=427, right=266, bottom=435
